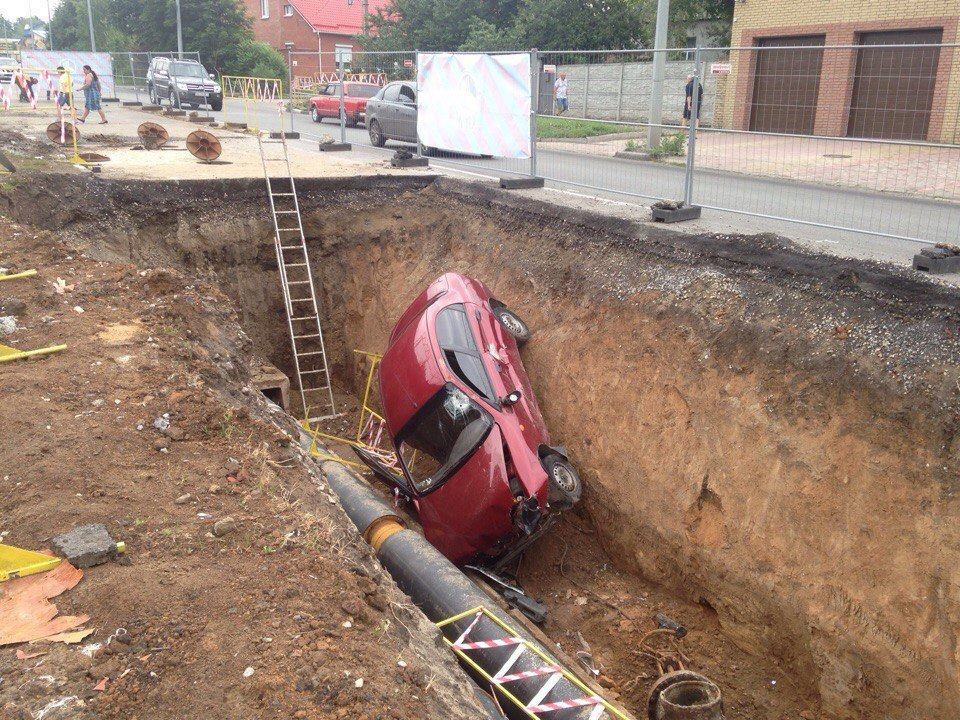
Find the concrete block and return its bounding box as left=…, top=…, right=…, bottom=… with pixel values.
left=50, top=523, right=120, bottom=568
left=103, top=97, right=120, bottom=103
left=163, top=109, right=187, bottom=117
left=251, top=364, right=290, bottom=412
left=651, top=203, right=702, bottom=223
left=500, top=176, right=545, bottom=190
left=269, top=131, right=301, bottom=140
left=225, top=122, right=248, bottom=130
left=141, top=104, right=162, bottom=111
left=391, top=156, right=429, bottom=168
left=319, top=142, right=352, bottom=152
left=121, top=101, right=142, bottom=107
left=913, top=251, right=960, bottom=274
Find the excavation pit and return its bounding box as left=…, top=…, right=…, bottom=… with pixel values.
left=3, top=170, right=959, bottom=720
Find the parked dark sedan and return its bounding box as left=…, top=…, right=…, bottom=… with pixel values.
left=365, top=80, right=419, bottom=147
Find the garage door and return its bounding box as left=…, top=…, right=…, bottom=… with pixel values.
left=847, top=29, right=942, bottom=141
left=749, top=35, right=825, bottom=134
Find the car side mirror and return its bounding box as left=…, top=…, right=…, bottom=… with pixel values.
left=208, top=73, right=215, bottom=80
left=502, top=390, right=522, bottom=406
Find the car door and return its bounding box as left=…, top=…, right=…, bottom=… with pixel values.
left=396, top=83, right=418, bottom=142
left=320, top=83, right=339, bottom=117
left=378, top=82, right=401, bottom=137
left=157, top=59, right=171, bottom=98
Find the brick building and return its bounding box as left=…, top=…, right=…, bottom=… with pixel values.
left=242, top=0, right=390, bottom=77
left=718, top=1, right=960, bottom=142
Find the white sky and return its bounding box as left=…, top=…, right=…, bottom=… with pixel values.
left=0, top=0, right=59, bottom=23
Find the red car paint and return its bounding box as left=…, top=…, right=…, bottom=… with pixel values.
left=375, top=273, right=563, bottom=564
left=309, top=82, right=380, bottom=124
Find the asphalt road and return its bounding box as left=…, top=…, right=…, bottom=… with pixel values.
left=116, top=91, right=960, bottom=281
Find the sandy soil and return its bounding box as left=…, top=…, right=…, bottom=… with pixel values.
left=0, top=215, right=485, bottom=720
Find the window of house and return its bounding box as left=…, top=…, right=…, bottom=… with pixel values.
left=334, top=44, right=353, bottom=67
left=260, top=0, right=269, bottom=19
left=283, top=4, right=293, bottom=16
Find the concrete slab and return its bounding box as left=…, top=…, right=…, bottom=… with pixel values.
left=500, top=176, right=545, bottom=190
left=652, top=204, right=702, bottom=223
left=251, top=363, right=291, bottom=412
left=320, top=142, right=352, bottom=152
left=50, top=523, right=121, bottom=568
left=392, top=156, right=429, bottom=168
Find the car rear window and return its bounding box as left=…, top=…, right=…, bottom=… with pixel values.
left=398, top=384, right=492, bottom=494
left=347, top=84, right=379, bottom=98
left=436, top=305, right=495, bottom=403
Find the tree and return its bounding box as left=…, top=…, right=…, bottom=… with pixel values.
left=362, top=0, right=511, bottom=52
left=230, top=40, right=287, bottom=81
left=511, top=0, right=653, bottom=51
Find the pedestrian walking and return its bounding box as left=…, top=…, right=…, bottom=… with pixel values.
left=554, top=72, right=568, bottom=116
left=55, top=65, right=73, bottom=108
left=683, top=73, right=703, bottom=129
left=78, top=65, right=107, bottom=124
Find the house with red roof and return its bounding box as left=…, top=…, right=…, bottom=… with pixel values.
left=242, top=0, right=391, bottom=76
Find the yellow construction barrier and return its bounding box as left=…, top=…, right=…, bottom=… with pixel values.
left=0, top=543, right=61, bottom=581
left=0, top=342, right=67, bottom=364
left=0, top=269, right=37, bottom=281
left=304, top=350, right=400, bottom=474
left=220, top=74, right=287, bottom=134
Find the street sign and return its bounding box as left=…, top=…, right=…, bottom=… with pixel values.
left=403, top=59, right=413, bottom=68
left=543, top=64, right=557, bottom=73
left=710, top=62, right=731, bottom=76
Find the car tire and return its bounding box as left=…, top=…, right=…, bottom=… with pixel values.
left=171, top=91, right=181, bottom=109
left=148, top=85, right=158, bottom=104
left=188, top=103, right=199, bottom=110
left=210, top=98, right=223, bottom=112
left=369, top=119, right=386, bottom=147
left=544, top=455, right=582, bottom=510
left=311, top=106, right=320, bottom=123
left=493, top=306, right=532, bottom=344
left=346, top=113, right=359, bottom=128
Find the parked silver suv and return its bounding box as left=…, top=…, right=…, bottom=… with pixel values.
left=147, top=57, right=222, bottom=111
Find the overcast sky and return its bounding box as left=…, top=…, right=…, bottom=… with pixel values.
left=0, top=0, right=59, bottom=23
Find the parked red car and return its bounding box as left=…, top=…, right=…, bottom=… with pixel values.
left=309, top=82, right=380, bottom=127
left=355, top=273, right=582, bottom=565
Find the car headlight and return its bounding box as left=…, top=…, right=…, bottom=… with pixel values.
left=176, top=81, right=189, bottom=90
left=211, top=85, right=221, bottom=94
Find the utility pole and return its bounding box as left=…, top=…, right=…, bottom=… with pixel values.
left=646, top=0, right=670, bottom=149
left=46, top=0, right=54, bottom=50
left=175, top=0, right=184, bottom=58
left=362, top=0, right=369, bottom=34
left=84, top=0, right=96, bottom=52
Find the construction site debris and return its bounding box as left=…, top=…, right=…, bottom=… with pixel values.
left=212, top=517, right=237, bottom=537
left=0, top=316, right=16, bottom=334
left=0, top=562, right=89, bottom=645
left=49, top=524, right=123, bottom=569
left=0, top=543, right=60, bottom=581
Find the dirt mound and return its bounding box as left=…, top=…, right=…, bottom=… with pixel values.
left=0, top=217, right=485, bottom=720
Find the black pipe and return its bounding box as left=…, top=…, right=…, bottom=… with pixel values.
left=319, top=459, right=623, bottom=720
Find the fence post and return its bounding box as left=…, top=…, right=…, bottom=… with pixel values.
left=683, top=45, right=703, bottom=207
left=616, top=58, right=625, bottom=121
left=583, top=62, right=591, bottom=119
left=286, top=47, right=294, bottom=134
left=530, top=48, right=539, bottom=178
left=416, top=49, right=426, bottom=158
left=338, top=56, right=347, bottom=145
left=129, top=53, right=140, bottom=103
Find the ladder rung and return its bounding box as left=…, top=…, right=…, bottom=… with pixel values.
left=274, top=210, right=298, bottom=214
left=290, top=298, right=314, bottom=303
left=298, top=351, right=326, bottom=357
left=272, top=192, right=295, bottom=196
left=299, top=368, right=327, bottom=375
left=291, top=316, right=317, bottom=321
left=285, top=263, right=308, bottom=268
left=293, top=333, right=321, bottom=339
left=278, top=229, right=301, bottom=233
left=302, top=386, right=331, bottom=393
left=287, top=280, right=310, bottom=285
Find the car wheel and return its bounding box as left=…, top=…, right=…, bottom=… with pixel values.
left=311, top=106, right=320, bottom=123
left=369, top=119, right=386, bottom=147
left=544, top=455, right=582, bottom=510
left=493, top=306, right=532, bottom=344
left=188, top=103, right=199, bottom=110
left=148, top=85, right=158, bottom=104
left=346, top=113, right=359, bottom=128
left=171, top=91, right=181, bottom=109
left=210, top=98, right=223, bottom=112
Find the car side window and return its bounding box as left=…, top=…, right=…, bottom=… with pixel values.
left=326, top=84, right=339, bottom=95
left=436, top=305, right=495, bottom=403
left=382, top=83, right=401, bottom=103
left=399, top=84, right=416, bottom=104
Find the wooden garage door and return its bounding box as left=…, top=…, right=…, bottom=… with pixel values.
left=749, top=35, right=825, bottom=134
left=847, top=29, right=942, bottom=141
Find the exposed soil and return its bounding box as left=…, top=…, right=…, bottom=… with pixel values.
left=0, top=212, right=486, bottom=720
left=3, top=166, right=959, bottom=720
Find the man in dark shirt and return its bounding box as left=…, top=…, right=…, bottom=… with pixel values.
left=683, top=73, right=704, bottom=128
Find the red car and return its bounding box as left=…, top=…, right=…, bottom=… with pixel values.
left=308, top=82, right=380, bottom=127
left=356, top=273, right=582, bottom=565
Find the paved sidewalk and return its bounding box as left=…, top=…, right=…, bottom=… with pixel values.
left=541, top=130, right=960, bottom=201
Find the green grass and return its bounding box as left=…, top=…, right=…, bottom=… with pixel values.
left=536, top=116, right=635, bottom=139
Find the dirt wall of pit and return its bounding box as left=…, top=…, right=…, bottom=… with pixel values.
left=5, top=172, right=960, bottom=720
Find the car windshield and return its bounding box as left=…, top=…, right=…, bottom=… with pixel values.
left=397, top=384, right=492, bottom=494
left=170, top=63, right=207, bottom=78
left=347, top=84, right=379, bottom=98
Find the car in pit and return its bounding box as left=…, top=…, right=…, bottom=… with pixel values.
left=354, top=273, right=582, bottom=565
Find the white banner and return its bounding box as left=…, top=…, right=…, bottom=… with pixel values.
left=417, top=52, right=531, bottom=159
left=21, top=51, right=115, bottom=97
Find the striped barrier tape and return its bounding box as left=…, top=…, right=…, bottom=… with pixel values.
left=528, top=696, right=604, bottom=713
